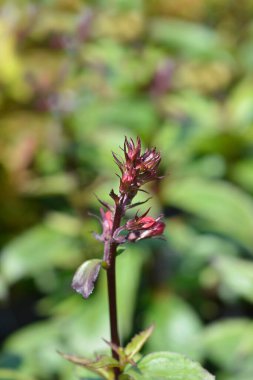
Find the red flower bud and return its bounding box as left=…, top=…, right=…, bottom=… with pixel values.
left=113, top=137, right=161, bottom=203
left=126, top=212, right=165, bottom=242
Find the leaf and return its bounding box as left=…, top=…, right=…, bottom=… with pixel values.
left=163, top=178, right=253, bottom=252
left=149, top=19, right=225, bottom=59
left=144, top=295, right=203, bottom=361
left=60, top=352, right=117, bottom=380
left=213, top=256, right=253, bottom=303
left=0, top=369, right=35, bottom=380
left=72, top=259, right=102, bottom=299
left=0, top=223, right=81, bottom=284
left=125, top=352, right=215, bottom=380
left=125, top=326, right=154, bottom=359
left=60, top=353, right=118, bottom=369
left=60, top=355, right=111, bottom=379
left=203, top=319, right=253, bottom=370
left=231, top=159, right=253, bottom=193
left=116, top=246, right=145, bottom=336
left=3, top=320, right=66, bottom=377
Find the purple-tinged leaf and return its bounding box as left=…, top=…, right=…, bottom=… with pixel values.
left=59, top=351, right=116, bottom=379
left=72, top=259, right=101, bottom=299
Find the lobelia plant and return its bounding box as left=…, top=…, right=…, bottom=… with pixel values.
left=61, top=137, right=215, bottom=380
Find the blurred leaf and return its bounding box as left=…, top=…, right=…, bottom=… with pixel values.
left=145, top=294, right=203, bottom=361
left=231, top=159, right=253, bottom=193
left=22, top=174, right=77, bottom=196
left=0, top=21, right=25, bottom=98
left=166, top=220, right=238, bottom=261
left=203, top=319, right=253, bottom=370
left=4, top=321, right=64, bottom=377
left=227, top=81, right=253, bottom=129
left=213, top=256, right=253, bottom=303
left=116, top=245, right=145, bottom=336
left=0, top=223, right=81, bottom=284
left=125, top=352, right=214, bottom=380
left=0, top=369, right=35, bottom=380
left=164, top=178, right=253, bottom=251
left=149, top=19, right=226, bottom=59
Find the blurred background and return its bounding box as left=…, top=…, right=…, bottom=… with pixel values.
left=1, top=0, right=253, bottom=379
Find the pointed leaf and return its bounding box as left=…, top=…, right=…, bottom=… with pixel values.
left=125, top=352, right=215, bottom=380
left=59, top=352, right=116, bottom=380
left=214, top=256, right=253, bottom=303
left=125, top=326, right=154, bottom=359
left=72, top=259, right=102, bottom=299
left=163, top=178, right=253, bottom=252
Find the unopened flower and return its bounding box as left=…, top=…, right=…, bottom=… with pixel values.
left=93, top=208, right=113, bottom=243
left=113, top=137, right=161, bottom=202
left=126, top=211, right=165, bottom=242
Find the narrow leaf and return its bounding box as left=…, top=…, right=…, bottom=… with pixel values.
left=127, top=197, right=152, bottom=210
left=125, top=325, right=154, bottom=359
left=72, top=259, right=101, bottom=299
left=59, top=352, right=116, bottom=379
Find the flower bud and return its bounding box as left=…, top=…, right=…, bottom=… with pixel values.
left=112, top=137, right=161, bottom=203
left=126, top=213, right=165, bottom=242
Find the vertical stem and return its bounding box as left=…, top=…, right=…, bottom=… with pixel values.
left=107, top=204, right=123, bottom=379
left=107, top=256, right=121, bottom=379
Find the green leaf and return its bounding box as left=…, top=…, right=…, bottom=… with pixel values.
left=0, top=223, right=81, bottom=284
left=125, top=326, right=154, bottom=359
left=149, top=19, right=225, bottom=59
left=72, top=259, right=102, bottom=299
left=125, top=352, right=214, bottom=380
left=144, top=295, right=203, bottom=361
left=214, top=256, right=253, bottom=302
left=231, top=159, right=253, bottom=193
left=203, top=319, right=253, bottom=370
left=163, top=178, right=253, bottom=252
left=0, top=369, right=35, bottom=380
left=117, top=246, right=145, bottom=336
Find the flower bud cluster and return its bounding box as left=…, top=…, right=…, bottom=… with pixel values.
left=113, top=137, right=161, bottom=203
left=95, top=137, right=165, bottom=249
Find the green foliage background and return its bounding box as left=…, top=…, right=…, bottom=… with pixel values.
left=1, top=0, right=253, bottom=379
